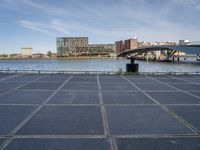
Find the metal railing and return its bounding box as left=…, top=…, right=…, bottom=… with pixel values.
left=0, top=69, right=199, bottom=75
left=0, top=69, right=118, bottom=74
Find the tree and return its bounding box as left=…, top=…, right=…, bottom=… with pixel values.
left=47, top=51, right=52, bottom=57
left=0, top=54, right=8, bottom=58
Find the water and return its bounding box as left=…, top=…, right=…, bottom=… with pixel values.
left=0, top=59, right=199, bottom=73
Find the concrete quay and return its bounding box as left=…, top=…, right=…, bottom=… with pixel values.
left=0, top=73, right=200, bottom=150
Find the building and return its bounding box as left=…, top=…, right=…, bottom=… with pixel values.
left=32, top=53, right=45, bottom=58
left=57, top=37, right=89, bottom=56
left=124, top=37, right=138, bottom=50
left=138, top=41, right=151, bottom=48
left=21, top=47, right=32, bottom=56
left=115, top=37, right=138, bottom=54
left=76, top=44, right=115, bottom=57
left=88, top=44, right=116, bottom=52
left=115, top=41, right=124, bottom=54
left=138, top=41, right=176, bottom=48
left=179, top=40, right=190, bottom=46
left=57, top=37, right=116, bottom=57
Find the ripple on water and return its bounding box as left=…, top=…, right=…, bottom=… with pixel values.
left=0, top=59, right=199, bottom=73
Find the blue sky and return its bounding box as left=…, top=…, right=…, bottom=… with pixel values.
left=0, top=0, right=200, bottom=53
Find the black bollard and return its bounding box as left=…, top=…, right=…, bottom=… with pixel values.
left=126, top=58, right=139, bottom=73
left=131, top=58, right=135, bottom=64
left=126, top=64, right=139, bottom=72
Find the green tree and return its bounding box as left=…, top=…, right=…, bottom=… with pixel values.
left=47, top=51, right=52, bottom=57
left=0, top=54, right=8, bottom=57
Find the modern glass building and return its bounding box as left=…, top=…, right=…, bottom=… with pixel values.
left=57, top=37, right=89, bottom=56
left=57, top=37, right=116, bottom=57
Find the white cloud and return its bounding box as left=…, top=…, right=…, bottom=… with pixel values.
left=50, top=19, right=70, bottom=34
left=19, top=0, right=66, bottom=15
left=18, top=19, right=133, bottom=42
left=170, top=0, right=197, bottom=5
left=13, top=0, right=200, bottom=42
left=1, top=0, right=67, bottom=15
left=19, top=20, right=54, bottom=36
left=170, top=0, right=200, bottom=11
left=195, top=4, right=200, bottom=10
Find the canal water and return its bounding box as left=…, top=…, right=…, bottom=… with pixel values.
left=0, top=59, right=199, bottom=73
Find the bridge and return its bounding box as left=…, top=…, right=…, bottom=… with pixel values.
left=118, top=45, right=200, bottom=61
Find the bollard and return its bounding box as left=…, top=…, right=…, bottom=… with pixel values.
left=126, top=64, right=139, bottom=72
left=126, top=58, right=139, bottom=73
left=131, top=58, right=135, bottom=64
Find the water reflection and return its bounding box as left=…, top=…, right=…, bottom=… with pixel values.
left=0, top=59, right=199, bottom=73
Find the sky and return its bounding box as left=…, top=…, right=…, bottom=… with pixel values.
left=0, top=0, right=200, bottom=54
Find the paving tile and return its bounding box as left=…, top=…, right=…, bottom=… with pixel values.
left=189, top=92, right=200, bottom=97
left=73, top=74, right=97, bottom=78
left=5, top=76, right=38, bottom=82
left=69, top=77, right=97, bottom=82
left=21, top=74, right=46, bottom=78
left=169, top=84, right=200, bottom=91
left=36, top=78, right=65, bottom=82
left=182, top=78, right=200, bottom=83
left=147, top=92, right=200, bottom=104
left=135, top=83, right=175, bottom=91
left=124, top=75, right=147, bottom=79
left=0, top=82, right=24, bottom=90
left=100, top=75, right=122, bottom=78
left=99, top=77, right=126, bottom=83
left=0, top=138, right=6, bottom=146
left=146, top=75, right=172, bottom=79
left=0, top=90, right=52, bottom=104
left=16, top=106, right=104, bottom=135
left=36, top=75, right=69, bottom=82
left=61, top=83, right=98, bottom=91
left=116, top=137, right=200, bottom=150
left=48, top=91, right=99, bottom=104
left=101, top=83, right=137, bottom=90
left=106, top=106, right=193, bottom=135
left=19, top=82, right=62, bottom=90
left=102, top=91, right=154, bottom=104
left=0, top=89, right=9, bottom=95
left=156, top=78, right=187, bottom=83
left=0, top=106, right=37, bottom=135
left=0, top=73, right=15, bottom=79
left=128, top=78, right=156, bottom=84
left=4, top=138, right=111, bottom=150
left=171, top=75, right=198, bottom=78
left=0, top=73, right=10, bottom=77
left=46, top=74, right=70, bottom=78
left=168, top=106, right=200, bottom=131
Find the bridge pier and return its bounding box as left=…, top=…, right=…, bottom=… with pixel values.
left=126, top=58, right=139, bottom=73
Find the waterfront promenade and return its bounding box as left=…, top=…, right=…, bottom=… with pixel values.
left=0, top=73, right=200, bottom=150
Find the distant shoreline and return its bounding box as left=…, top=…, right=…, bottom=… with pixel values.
left=0, top=57, right=117, bottom=60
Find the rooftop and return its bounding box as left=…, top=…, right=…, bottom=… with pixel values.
left=0, top=73, right=200, bottom=150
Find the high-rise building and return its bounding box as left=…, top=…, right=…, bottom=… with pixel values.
left=115, top=41, right=124, bottom=54
left=124, top=37, right=138, bottom=50
left=21, top=47, right=32, bottom=56
left=57, top=37, right=89, bottom=56
left=57, top=37, right=116, bottom=57
left=115, top=37, right=138, bottom=54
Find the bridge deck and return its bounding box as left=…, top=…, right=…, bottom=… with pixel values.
left=118, top=45, right=200, bottom=57
left=0, top=73, right=200, bottom=150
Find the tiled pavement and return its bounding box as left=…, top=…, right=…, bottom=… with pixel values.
left=0, top=73, right=200, bottom=150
